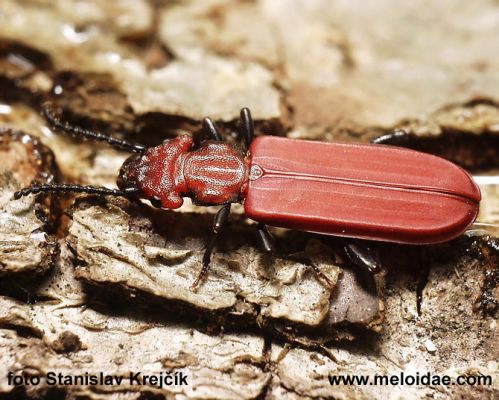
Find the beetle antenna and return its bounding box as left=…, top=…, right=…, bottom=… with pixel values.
left=42, top=104, right=146, bottom=153
left=13, top=184, right=139, bottom=199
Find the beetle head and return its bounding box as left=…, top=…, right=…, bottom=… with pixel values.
left=117, top=153, right=165, bottom=208
left=116, top=136, right=193, bottom=209
left=117, top=154, right=142, bottom=194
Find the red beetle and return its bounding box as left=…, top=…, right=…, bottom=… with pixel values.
left=15, top=106, right=481, bottom=287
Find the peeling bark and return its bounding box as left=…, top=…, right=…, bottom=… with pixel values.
left=0, top=130, right=59, bottom=276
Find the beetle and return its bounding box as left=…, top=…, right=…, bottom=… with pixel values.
left=15, top=105, right=481, bottom=288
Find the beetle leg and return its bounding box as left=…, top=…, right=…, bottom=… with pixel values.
left=239, top=107, right=254, bottom=150
left=343, top=240, right=382, bottom=274
left=213, top=203, right=231, bottom=234
left=191, top=235, right=217, bottom=290
left=280, top=253, right=334, bottom=288
left=257, top=223, right=274, bottom=253
left=416, top=248, right=430, bottom=316
left=371, top=130, right=413, bottom=146
left=191, top=203, right=231, bottom=290
left=256, top=223, right=333, bottom=288
left=202, top=117, right=223, bottom=141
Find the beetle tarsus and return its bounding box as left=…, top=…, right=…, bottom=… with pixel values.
left=191, top=236, right=218, bottom=291
left=256, top=224, right=333, bottom=288
left=307, top=259, right=334, bottom=288
left=416, top=249, right=430, bottom=316
left=280, top=253, right=334, bottom=288
left=191, top=204, right=232, bottom=290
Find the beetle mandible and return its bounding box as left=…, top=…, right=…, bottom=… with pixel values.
left=15, top=106, right=481, bottom=288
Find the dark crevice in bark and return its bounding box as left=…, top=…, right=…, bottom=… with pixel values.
left=372, top=125, right=499, bottom=172
left=0, top=323, right=42, bottom=339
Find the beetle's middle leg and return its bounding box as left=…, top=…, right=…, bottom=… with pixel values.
left=343, top=240, right=382, bottom=274
left=191, top=203, right=231, bottom=290
left=256, top=223, right=334, bottom=287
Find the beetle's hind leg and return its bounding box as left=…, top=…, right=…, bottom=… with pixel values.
left=191, top=203, right=231, bottom=290
left=256, top=223, right=334, bottom=288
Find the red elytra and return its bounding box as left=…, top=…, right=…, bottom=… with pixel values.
left=245, top=136, right=480, bottom=244
left=117, top=134, right=480, bottom=245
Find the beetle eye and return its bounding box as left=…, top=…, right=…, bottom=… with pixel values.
left=150, top=196, right=162, bottom=208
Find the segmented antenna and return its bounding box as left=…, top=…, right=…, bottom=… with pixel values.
left=13, top=184, right=139, bottom=199
left=42, top=104, right=146, bottom=153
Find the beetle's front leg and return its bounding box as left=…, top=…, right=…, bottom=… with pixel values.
left=191, top=203, right=231, bottom=290
left=202, top=117, right=223, bottom=141
left=256, top=223, right=334, bottom=288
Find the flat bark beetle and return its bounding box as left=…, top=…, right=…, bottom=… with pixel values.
left=15, top=106, right=481, bottom=288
